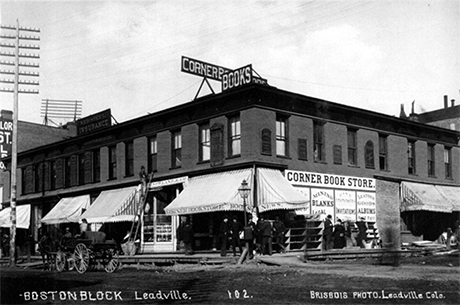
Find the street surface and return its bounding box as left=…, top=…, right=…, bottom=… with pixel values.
left=1, top=253, right=459, bottom=305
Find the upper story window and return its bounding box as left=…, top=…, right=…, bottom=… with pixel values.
left=276, top=115, right=288, bottom=157
left=444, top=147, right=452, bottom=179
left=313, top=121, right=325, bottom=162
left=34, top=163, right=41, bottom=193
left=364, top=140, right=375, bottom=169
left=64, top=157, right=71, bottom=188
left=109, top=145, right=117, bottom=180
left=408, top=140, right=416, bottom=175
left=228, top=115, right=241, bottom=157
left=93, top=149, right=100, bottom=183
left=347, top=129, right=357, bottom=166
left=199, top=123, right=211, bottom=162
left=379, top=134, right=388, bottom=171
left=50, top=160, right=57, bottom=190
left=427, top=144, right=435, bottom=177
left=78, top=153, right=85, bottom=185
left=148, top=136, right=157, bottom=173
left=125, top=141, right=134, bottom=177
left=171, top=130, right=182, bottom=168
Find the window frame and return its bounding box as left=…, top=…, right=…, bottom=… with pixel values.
left=313, top=121, right=325, bottom=162
left=108, top=145, right=117, bottom=180
left=276, top=115, right=289, bottom=157
left=427, top=144, right=435, bottom=177
left=92, top=148, right=100, bottom=183
left=228, top=115, right=241, bottom=157
left=378, top=134, right=388, bottom=171
left=408, top=140, right=416, bottom=175
left=444, top=146, right=452, bottom=179
left=347, top=128, right=358, bottom=166
left=148, top=136, right=158, bottom=174
left=171, top=130, right=182, bottom=168
left=125, top=141, right=134, bottom=177
left=199, top=123, right=211, bottom=162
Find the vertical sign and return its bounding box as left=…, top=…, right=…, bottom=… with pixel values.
left=0, top=116, right=13, bottom=170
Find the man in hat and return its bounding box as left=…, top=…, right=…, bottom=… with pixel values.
left=230, top=216, right=243, bottom=256
left=355, top=217, right=368, bottom=248
left=322, top=215, right=333, bottom=251
left=219, top=215, right=230, bottom=256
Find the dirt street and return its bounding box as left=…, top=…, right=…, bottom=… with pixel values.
left=1, top=252, right=459, bottom=305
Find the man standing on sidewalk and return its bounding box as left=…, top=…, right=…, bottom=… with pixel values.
left=322, top=215, right=333, bottom=251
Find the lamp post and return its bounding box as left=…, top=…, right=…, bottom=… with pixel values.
left=238, top=179, right=251, bottom=225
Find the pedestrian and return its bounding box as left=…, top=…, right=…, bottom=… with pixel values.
left=230, top=216, right=243, bottom=256
left=63, top=227, right=73, bottom=239
left=333, top=219, right=346, bottom=249
left=182, top=220, right=194, bottom=255
left=273, top=216, right=286, bottom=253
left=1, top=233, right=9, bottom=258
left=322, top=215, right=333, bottom=251
left=355, top=217, right=368, bottom=248
left=78, top=219, right=90, bottom=238
left=219, top=215, right=230, bottom=257
left=244, top=214, right=256, bottom=259
left=260, top=217, right=273, bottom=255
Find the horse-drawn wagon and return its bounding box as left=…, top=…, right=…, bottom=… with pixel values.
left=55, top=231, right=119, bottom=274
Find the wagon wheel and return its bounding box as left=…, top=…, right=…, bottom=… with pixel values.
left=104, top=248, right=119, bottom=273
left=55, top=250, right=67, bottom=272
left=74, top=243, right=90, bottom=274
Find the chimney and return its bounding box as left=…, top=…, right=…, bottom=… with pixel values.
left=444, top=95, right=448, bottom=108
left=399, top=104, right=407, bottom=119
left=451, top=99, right=455, bottom=107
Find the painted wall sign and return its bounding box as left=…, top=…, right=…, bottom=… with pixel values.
left=76, top=109, right=112, bottom=135
left=357, top=192, right=376, bottom=221
left=181, top=56, right=232, bottom=81
left=335, top=190, right=356, bottom=221
left=285, top=170, right=376, bottom=191
left=311, top=188, right=334, bottom=217
left=148, top=176, right=188, bottom=189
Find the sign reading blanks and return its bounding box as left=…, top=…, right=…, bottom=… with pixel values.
left=181, top=56, right=268, bottom=91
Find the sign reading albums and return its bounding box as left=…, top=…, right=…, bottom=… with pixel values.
left=285, top=170, right=377, bottom=222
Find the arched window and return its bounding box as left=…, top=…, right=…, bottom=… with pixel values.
left=364, top=140, right=375, bottom=169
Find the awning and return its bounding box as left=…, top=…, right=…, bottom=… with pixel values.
left=400, top=182, right=455, bottom=213
left=0, top=205, right=31, bottom=229
left=435, top=185, right=460, bottom=212
left=257, top=168, right=310, bottom=213
left=164, top=169, right=253, bottom=215
left=80, top=186, right=139, bottom=223
left=41, top=195, right=90, bottom=224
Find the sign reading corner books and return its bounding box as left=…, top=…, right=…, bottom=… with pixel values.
left=285, top=170, right=376, bottom=222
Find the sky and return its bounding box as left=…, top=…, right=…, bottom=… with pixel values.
left=1, top=0, right=459, bottom=126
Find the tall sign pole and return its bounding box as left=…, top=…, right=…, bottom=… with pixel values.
left=0, top=19, right=40, bottom=267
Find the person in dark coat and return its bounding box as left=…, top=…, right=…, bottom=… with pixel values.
left=273, top=216, right=286, bottom=253
left=260, top=217, right=273, bottom=255
left=322, top=215, right=333, bottom=251
left=230, top=216, right=243, bottom=256
left=333, top=219, right=346, bottom=249
left=219, top=216, right=230, bottom=257
left=181, top=221, right=194, bottom=255
left=355, top=217, right=368, bottom=248
left=244, top=215, right=256, bottom=259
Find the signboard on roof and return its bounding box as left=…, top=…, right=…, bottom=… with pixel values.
left=76, top=109, right=112, bottom=135
left=181, top=56, right=232, bottom=81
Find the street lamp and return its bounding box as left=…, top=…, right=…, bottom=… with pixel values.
left=238, top=179, right=251, bottom=226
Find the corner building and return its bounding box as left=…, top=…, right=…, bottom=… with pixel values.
left=3, top=83, right=459, bottom=253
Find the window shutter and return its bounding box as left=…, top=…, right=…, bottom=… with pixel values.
left=298, top=138, right=308, bottom=160
left=333, top=145, right=342, bottom=165
left=211, top=123, right=224, bottom=166
left=261, top=128, right=272, bottom=155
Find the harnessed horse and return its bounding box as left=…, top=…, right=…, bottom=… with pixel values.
left=38, top=234, right=56, bottom=270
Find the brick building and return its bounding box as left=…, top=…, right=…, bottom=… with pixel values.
left=1, top=81, right=459, bottom=253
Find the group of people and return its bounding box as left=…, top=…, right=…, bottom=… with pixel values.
left=218, top=215, right=286, bottom=258
left=322, top=215, right=369, bottom=250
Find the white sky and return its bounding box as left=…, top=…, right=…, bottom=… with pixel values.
left=1, top=0, right=459, bottom=125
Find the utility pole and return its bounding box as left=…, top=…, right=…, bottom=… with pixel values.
left=0, top=20, right=40, bottom=267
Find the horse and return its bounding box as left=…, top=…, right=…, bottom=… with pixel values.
left=38, top=233, right=56, bottom=270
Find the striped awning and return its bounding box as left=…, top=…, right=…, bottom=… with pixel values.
left=0, top=204, right=31, bottom=229
left=164, top=169, right=253, bottom=215
left=80, top=186, right=139, bottom=223
left=41, top=195, right=90, bottom=224
left=400, top=182, right=458, bottom=213
left=257, top=168, right=309, bottom=213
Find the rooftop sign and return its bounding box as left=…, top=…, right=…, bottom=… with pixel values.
left=76, top=109, right=111, bottom=135
left=181, top=56, right=231, bottom=81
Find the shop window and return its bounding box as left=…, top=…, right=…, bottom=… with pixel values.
left=108, top=145, right=117, bottom=180
left=93, top=148, right=100, bottom=183
left=276, top=115, right=288, bottom=157
left=379, top=134, right=388, bottom=171
left=148, top=136, right=157, bottom=174
left=408, top=140, right=416, bottom=175
left=171, top=130, right=182, bottom=168
left=211, top=123, right=224, bottom=166
left=228, top=115, right=241, bottom=157
left=298, top=138, right=307, bottom=160
left=261, top=128, right=272, bottom=155
left=347, top=129, right=357, bottom=166
left=333, top=145, right=342, bottom=165
left=444, top=147, right=452, bottom=179
left=199, top=123, right=210, bottom=162
left=313, top=121, right=325, bottom=162
left=427, top=144, right=435, bottom=177
left=125, top=141, right=134, bottom=177
left=364, top=140, right=375, bottom=169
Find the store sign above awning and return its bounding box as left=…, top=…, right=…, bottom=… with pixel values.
left=286, top=170, right=376, bottom=191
